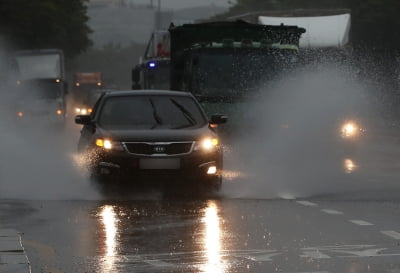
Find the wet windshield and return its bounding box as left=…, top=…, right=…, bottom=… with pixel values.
left=98, top=95, right=207, bottom=129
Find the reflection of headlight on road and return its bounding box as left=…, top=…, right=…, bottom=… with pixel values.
left=194, top=138, right=219, bottom=151
left=344, top=158, right=357, bottom=173
left=341, top=122, right=359, bottom=138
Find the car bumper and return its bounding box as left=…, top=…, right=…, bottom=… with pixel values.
left=88, top=148, right=222, bottom=181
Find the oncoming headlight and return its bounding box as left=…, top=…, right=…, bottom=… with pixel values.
left=95, top=138, right=124, bottom=151
left=341, top=122, right=359, bottom=138
left=194, top=138, right=219, bottom=151
left=75, top=108, right=89, bottom=115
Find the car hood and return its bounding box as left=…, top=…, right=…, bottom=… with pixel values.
left=95, top=126, right=216, bottom=142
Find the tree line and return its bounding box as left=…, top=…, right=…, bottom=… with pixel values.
left=0, top=0, right=91, bottom=58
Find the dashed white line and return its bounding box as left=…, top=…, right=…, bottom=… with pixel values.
left=287, top=271, right=330, bottom=273
left=300, top=248, right=331, bottom=259
left=348, top=220, right=374, bottom=226
left=381, top=230, right=400, bottom=240
left=144, top=259, right=174, bottom=267
left=296, top=201, right=318, bottom=207
left=320, top=209, right=344, bottom=215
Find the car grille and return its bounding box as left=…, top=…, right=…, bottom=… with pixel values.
left=123, top=142, right=194, bottom=156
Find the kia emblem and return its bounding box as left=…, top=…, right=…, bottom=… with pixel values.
left=153, top=146, right=166, bottom=153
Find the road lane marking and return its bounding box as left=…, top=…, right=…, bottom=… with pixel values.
left=232, top=249, right=282, bottom=262
left=300, top=248, right=331, bottom=259
left=335, top=247, right=387, bottom=257
left=287, top=271, right=330, bottom=273
left=381, top=230, right=400, bottom=240
left=144, top=259, right=175, bottom=267
left=320, top=209, right=344, bottom=215
left=349, top=220, right=374, bottom=226
left=296, top=201, right=318, bottom=207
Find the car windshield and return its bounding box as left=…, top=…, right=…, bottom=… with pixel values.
left=98, top=95, right=207, bottom=129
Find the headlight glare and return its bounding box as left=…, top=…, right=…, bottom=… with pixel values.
left=103, top=140, right=112, bottom=149
left=95, top=138, right=124, bottom=151
left=195, top=138, right=219, bottom=151
left=341, top=122, right=359, bottom=138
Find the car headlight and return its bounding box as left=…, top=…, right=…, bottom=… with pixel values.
left=194, top=138, right=219, bottom=151
left=75, top=108, right=89, bottom=115
left=341, top=122, right=359, bottom=138
left=95, top=138, right=124, bottom=151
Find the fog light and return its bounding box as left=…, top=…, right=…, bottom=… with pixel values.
left=207, top=166, right=217, bottom=175
left=17, top=111, right=24, bottom=117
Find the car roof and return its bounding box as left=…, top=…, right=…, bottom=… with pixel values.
left=103, top=90, right=193, bottom=98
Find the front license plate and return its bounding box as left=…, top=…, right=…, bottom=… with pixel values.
left=139, top=158, right=181, bottom=170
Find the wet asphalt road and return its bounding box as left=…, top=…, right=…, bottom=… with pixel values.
left=1, top=192, right=400, bottom=273
left=2, top=120, right=400, bottom=273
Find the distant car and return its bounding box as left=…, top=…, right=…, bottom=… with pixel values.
left=75, top=90, right=227, bottom=190
left=74, top=88, right=106, bottom=115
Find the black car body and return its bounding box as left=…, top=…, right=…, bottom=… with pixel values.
left=75, top=90, right=227, bottom=189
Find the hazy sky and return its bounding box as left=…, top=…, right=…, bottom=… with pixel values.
left=134, top=0, right=233, bottom=10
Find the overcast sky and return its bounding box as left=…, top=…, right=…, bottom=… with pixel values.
left=134, top=0, right=234, bottom=10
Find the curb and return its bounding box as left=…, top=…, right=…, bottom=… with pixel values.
left=0, top=229, right=31, bottom=273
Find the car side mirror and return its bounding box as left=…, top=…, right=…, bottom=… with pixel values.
left=210, top=114, right=228, bottom=125
left=75, top=115, right=92, bottom=125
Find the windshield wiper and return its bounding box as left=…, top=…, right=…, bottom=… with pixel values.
left=149, top=98, right=163, bottom=129
left=170, top=98, right=197, bottom=127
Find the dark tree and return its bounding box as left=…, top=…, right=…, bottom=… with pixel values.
left=0, top=0, right=92, bottom=57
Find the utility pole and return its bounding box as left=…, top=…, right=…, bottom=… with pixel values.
left=155, top=0, right=161, bottom=31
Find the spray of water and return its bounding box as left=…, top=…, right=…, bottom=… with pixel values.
left=0, top=43, right=100, bottom=200
left=222, top=62, right=400, bottom=199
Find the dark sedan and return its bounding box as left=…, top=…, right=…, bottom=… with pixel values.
left=75, top=90, right=227, bottom=190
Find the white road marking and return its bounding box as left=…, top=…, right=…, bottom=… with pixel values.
left=300, top=248, right=331, bottom=259
left=381, top=230, right=400, bottom=240
left=144, top=259, right=174, bottom=267
left=296, top=201, right=318, bottom=207
left=244, top=252, right=282, bottom=262
left=287, top=271, right=330, bottom=273
left=320, top=209, right=344, bottom=215
left=232, top=249, right=282, bottom=262
left=348, top=220, right=374, bottom=226
left=335, top=247, right=387, bottom=257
